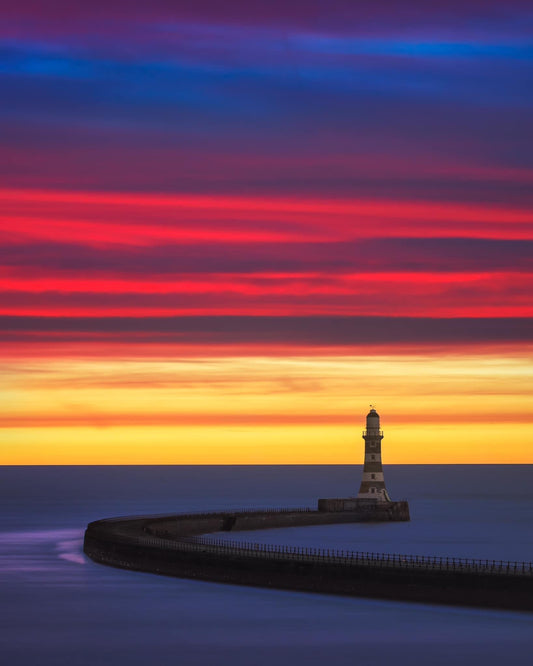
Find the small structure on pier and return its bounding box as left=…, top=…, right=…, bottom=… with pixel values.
left=317, top=406, right=408, bottom=519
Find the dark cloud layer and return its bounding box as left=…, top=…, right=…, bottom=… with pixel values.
left=2, top=1, right=531, bottom=34
left=1, top=315, right=531, bottom=345
left=1, top=3, right=532, bottom=201
left=2, top=238, right=531, bottom=274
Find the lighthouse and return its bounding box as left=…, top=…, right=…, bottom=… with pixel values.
left=317, top=405, right=408, bottom=517
left=356, top=406, right=391, bottom=502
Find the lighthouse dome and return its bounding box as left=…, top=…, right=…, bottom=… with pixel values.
left=367, top=408, right=380, bottom=419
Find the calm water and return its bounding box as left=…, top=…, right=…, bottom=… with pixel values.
left=1, top=465, right=533, bottom=665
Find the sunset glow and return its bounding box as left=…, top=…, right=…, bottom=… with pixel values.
left=2, top=343, right=532, bottom=464
left=1, top=2, right=532, bottom=464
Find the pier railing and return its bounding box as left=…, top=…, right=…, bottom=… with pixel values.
left=94, top=507, right=313, bottom=524
left=98, top=522, right=533, bottom=577
left=188, top=536, right=533, bottom=576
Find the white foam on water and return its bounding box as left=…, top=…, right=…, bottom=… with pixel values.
left=0, top=529, right=85, bottom=574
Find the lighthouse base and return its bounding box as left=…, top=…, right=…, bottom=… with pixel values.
left=317, top=498, right=410, bottom=521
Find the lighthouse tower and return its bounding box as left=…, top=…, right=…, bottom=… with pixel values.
left=356, top=407, right=391, bottom=502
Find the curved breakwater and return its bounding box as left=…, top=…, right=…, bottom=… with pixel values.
left=83, top=506, right=533, bottom=611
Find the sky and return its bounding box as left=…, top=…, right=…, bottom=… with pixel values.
left=1, top=1, right=532, bottom=464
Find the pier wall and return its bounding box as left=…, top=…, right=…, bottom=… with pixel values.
left=144, top=503, right=409, bottom=539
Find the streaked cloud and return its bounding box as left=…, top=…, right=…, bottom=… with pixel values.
left=1, top=2, right=531, bottom=463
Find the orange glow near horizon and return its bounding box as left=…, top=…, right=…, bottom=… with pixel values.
left=3, top=345, right=532, bottom=464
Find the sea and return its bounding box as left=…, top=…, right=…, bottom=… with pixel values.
left=1, top=465, right=532, bottom=665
